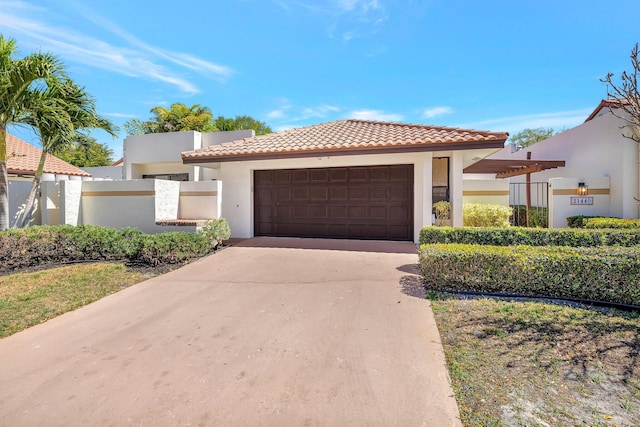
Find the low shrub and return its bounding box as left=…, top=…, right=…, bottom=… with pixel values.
left=463, top=203, right=512, bottom=227
left=198, top=218, right=231, bottom=248
left=418, top=226, right=640, bottom=247
left=419, top=244, right=640, bottom=306
left=584, top=217, right=640, bottom=229
left=137, top=232, right=210, bottom=266
left=511, top=205, right=548, bottom=228
left=566, top=215, right=599, bottom=228
left=0, top=225, right=215, bottom=273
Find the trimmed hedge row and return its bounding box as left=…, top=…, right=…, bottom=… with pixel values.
left=419, top=226, right=640, bottom=247
left=0, top=225, right=214, bottom=272
left=566, top=216, right=640, bottom=229
left=419, top=244, right=640, bottom=306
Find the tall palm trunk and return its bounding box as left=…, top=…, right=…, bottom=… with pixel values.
left=16, top=149, right=46, bottom=228
left=0, top=128, right=9, bottom=231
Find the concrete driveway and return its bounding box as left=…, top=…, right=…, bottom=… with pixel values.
left=0, top=237, right=460, bottom=427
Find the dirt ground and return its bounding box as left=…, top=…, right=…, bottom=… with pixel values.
left=401, top=274, right=640, bottom=426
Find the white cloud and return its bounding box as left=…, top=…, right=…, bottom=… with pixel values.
left=0, top=2, right=233, bottom=94
left=103, top=112, right=137, bottom=118
left=300, top=104, right=341, bottom=119
left=422, top=106, right=453, bottom=119
left=267, top=109, right=286, bottom=119
left=457, top=109, right=593, bottom=134
left=348, top=109, right=403, bottom=122
left=276, top=0, right=387, bottom=41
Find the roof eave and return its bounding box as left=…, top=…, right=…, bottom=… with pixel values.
left=182, top=139, right=506, bottom=164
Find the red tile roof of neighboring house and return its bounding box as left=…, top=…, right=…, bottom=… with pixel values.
left=6, top=133, right=91, bottom=177
left=585, top=98, right=630, bottom=122
left=112, top=157, right=123, bottom=166
left=182, top=119, right=508, bottom=163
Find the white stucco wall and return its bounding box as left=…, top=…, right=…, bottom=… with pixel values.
left=40, top=181, right=61, bottom=226
left=207, top=148, right=498, bottom=242
left=463, top=179, right=510, bottom=205
left=82, top=166, right=123, bottom=180
left=124, top=131, right=201, bottom=180
left=202, top=130, right=254, bottom=147
left=179, top=181, right=221, bottom=220
left=490, top=112, right=639, bottom=219
left=548, top=177, right=611, bottom=228
left=123, top=130, right=257, bottom=181
left=8, top=179, right=41, bottom=227
left=80, top=179, right=180, bottom=233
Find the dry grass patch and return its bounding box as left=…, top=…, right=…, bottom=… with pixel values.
left=0, top=263, right=156, bottom=338
left=429, top=295, right=640, bottom=426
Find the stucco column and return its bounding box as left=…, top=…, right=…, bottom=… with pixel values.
left=450, top=151, right=464, bottom=227
left=60, top=180, right=83, bottom=226
left=421, top=153, right=433, bottom=229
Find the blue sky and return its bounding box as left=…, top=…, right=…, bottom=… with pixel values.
left=2, top=0, right=640, bottom=159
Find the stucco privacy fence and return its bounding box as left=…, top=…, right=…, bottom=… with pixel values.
left=40, top=179, right=222, bottom=234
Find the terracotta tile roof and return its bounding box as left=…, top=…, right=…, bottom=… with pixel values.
left=584, top=98, right=630, bottom=122
left=6, top=133, right=91, bottom=177
left=112, top=157, right=123, bottom=166
left=182, top=119, right=508, bottom=163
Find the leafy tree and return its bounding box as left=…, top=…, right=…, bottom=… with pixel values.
left=0, top=34, right=69, bottom=230
left=124, top=103, right=273, bottom=136
left=124, top=103, right=217, bottom=134
left=509, top=127, right=555, bottom=148
left=55, top=134, right=114, bottom=167
left=16, top=79, right=117, bottom=227
left=602, top=42, right=640, bottom=143
left=214, top=115, right=272, bottom=135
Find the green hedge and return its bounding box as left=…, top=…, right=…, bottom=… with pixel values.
left=565, top=216, right=640, bottom=229
left=419, top=226, right=640, bottom=247
left=419, top=244, right=640, bottom=306
left=584, top=217, right=640, bottom=229
left=0, top=225, right=214, bottom=272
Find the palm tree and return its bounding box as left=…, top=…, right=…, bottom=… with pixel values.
left=0, top=35, right=67, bottom=230
left=16, top=79, right=118, bottom=227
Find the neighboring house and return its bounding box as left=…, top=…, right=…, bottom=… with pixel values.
left=181, top=119, right=508, bottom=241
left=471, top=99, right=639, bottom=227
left=6, top=133, right=92, bottom=227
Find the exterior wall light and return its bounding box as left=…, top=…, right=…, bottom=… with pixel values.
left=577, top=182, right=588, bottom=195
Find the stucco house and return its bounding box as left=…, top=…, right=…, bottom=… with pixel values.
left=473, top=99, right=639, bottom=227
left=180, top=119, right=508, bottom=241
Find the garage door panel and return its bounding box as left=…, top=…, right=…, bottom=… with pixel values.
left=292, top=187, right=309, bottom=201
left=292, top=169, right=309, bottom=183
left=329, top=206, right=347, bottom=218
left=276, top=188, right=291, bottom=202
left=349, top=168, right=368, bottom=182
left=329, top=168, right=348, bottom=183
left=310, top=187, right=328, bottom=201
left=370, top=186, right=388, bottom=200
left=310, top=169, right=328, bottom=183
left=369, top=167, right=390, bottom=182
left=274, top=170, right=291, bottom=184
left=349, top=187, right=368, bottom=201
left=370, top=206, right=388, bottom=220
left=254, top=165, right=413, bottom=240
left=390, top=206, right=410, bottom=221
left=329, top=187, right=348, bottom=201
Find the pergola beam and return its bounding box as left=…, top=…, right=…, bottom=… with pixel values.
left=496, top=163, right=542, bottom=178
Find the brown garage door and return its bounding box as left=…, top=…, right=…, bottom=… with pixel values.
left=254, top=165, right=413, bottom=241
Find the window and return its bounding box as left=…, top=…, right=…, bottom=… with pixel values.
left=141, top=173, right=189, bottom=181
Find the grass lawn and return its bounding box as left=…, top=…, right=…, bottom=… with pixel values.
left=429, top=295, right=640, bottom=426
left=0, top=263, right=159, bottom=338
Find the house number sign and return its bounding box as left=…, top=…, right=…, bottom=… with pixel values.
left=570, top=196, right=593, bottom=205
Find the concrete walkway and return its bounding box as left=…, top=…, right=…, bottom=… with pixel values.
left=0, top=237, right=461, bottom=427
